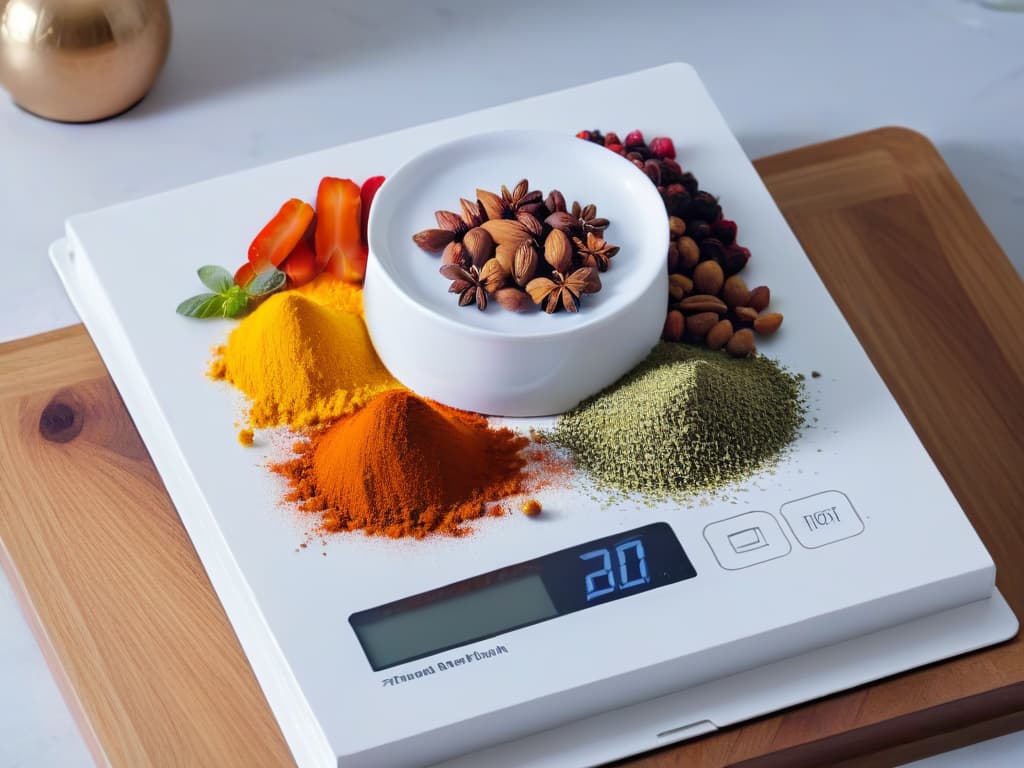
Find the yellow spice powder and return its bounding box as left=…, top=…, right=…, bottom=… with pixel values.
left=209, top=290, right=399, bottom=428
left=291, top=272, right=364, bottom=316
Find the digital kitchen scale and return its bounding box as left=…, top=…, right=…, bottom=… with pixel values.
left=50, top=64, right=1017, bottom=767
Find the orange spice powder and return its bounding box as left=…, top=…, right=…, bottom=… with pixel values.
left=273, top=390, right=538, bottom=538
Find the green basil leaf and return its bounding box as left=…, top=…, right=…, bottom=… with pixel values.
left=221, top=286, right=250, bottom=318
left=197, top=265, right=233, bottom=293
left=247, top=268, right=286, bottom=296
left=176, top=293, right=227, bottom=318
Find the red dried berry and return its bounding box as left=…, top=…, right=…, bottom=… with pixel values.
left=691, top=191, right=722, bottom=221
left=679, top=171, right=699, bottom=195
left=575, top=130, right=592, bottom=140
left=721, top=245, right=750, bottom=276
left=659, top=158, right=683, bottom=184
left=686, top=218, right=711, bottom=240
left=662, top=184, right=691, bottom=218
left=603, top=132, right=621, bottom=147
left=650, top=136, right=676, bottom=159
left=643, top=159, right=662, bottom=184
left=624, top=129, right=645, bottom=147
left=710, top=219, right=738, bottom=246
left=606, top=143, right=625, bottom=155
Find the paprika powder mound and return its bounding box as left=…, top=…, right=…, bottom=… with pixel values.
left=209, top=292, right=399, bottom=428
left=273, top=390, right=535, bottom=538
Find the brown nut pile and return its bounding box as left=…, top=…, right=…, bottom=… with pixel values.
left=578, top=129, right=783, bottom=357
left=412, top=180, right=618, bottom=314
left=663, top=253, right=782, bottom=358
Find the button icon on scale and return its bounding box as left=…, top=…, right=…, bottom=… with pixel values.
left=727, top=526, right=768, bottom=554
left=703, top=511, right=791, bottom=570
left=780, top=490, right=864, bottom=549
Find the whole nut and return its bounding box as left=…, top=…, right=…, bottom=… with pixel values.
left=516, top=211, right=544, bottom=238
left=441, top=241, right=466, bottom=266
left=544, top=228, right=573, bottom=274
left=754, top=312, right=784, bottom=335
left=480, top=218, right=530, bottom=245
left=667, top=242, right=680, bottom=273
left=668, top=274, right=691, bottom=301
left=462, top=227, right=494, bottom=268
left=662, top=310, right=684, bottom=342
left=668, top=216, right=686, bottom=239
left=706, top=319, right=733, bottom=350
left=734, top=306, right=759, bottom=324
left=678, top=236, right=700, bottom=271
left=686, top=312, right=719, bottom=337
left=693, top=260, right=725, bottom=295
left=748, top=285, right=770, bottom=312
left=512, top=242, right=539, bottom=286
left=494, top=243, right=517, bottom=272
left=726, top=328, right=756, bottom=358
left=412, top=228, right=456, bottom=252
left=494, top=287, right=533, bottom=312
left=679, top=295, right=728, bottom=314
left=722, top=275, right=750, bottom=308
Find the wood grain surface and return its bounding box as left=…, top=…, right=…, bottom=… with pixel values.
left=2, top=128, right=1023, bottom=767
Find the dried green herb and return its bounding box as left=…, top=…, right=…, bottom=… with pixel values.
left=549, top=343, right=805, bottom=498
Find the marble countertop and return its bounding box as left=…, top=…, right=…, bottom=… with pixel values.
left=2, top=1, right=1022, bottom=765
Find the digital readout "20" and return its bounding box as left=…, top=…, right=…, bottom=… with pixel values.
left=579, top=538, right=651, bottom=601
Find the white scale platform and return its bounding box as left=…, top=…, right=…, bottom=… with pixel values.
left=51, top=64, right=1017, bottom=768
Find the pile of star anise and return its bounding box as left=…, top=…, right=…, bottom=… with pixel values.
left=412, top=180, right=618, bottom=313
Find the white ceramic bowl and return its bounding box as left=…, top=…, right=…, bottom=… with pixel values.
left=364, top=130, right=668, bottom=416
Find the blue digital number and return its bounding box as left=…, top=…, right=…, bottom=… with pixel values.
left=616, top=539, right=650, bottom=589
left=579, top=549, right=616, bottom=601
left=580, top=537, right=651, bottom=601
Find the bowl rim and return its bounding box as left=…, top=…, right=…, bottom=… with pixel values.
left=365, top=129, right=668, bottom=343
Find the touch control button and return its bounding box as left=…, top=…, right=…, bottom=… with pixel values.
left=703, top=511, right=791, bottom=570
left=780, top=490, right=864, bottom=548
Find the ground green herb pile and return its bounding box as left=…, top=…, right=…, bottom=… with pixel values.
left=550, top=343, right=805, bottom=498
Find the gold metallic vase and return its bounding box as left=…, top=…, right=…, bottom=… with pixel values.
left=0, top=0, right=171, bottom=122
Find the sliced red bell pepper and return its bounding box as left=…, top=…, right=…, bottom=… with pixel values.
left=281, top=239, right=319, bottom=287
left=315, top=177, right=364, bottom=282
left=248, top=198, right=315, bottom=272
left=234, top=262, right=256, bottom=288
left=359, top=175, right=386, bottom=246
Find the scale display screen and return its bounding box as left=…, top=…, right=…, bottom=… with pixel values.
left=350, top=522, right=696, bottom=670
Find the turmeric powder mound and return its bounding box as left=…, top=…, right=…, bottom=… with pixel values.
left=290, top=272, right=364, bottom=316
left=209, top=292, right=399, bottom=428
left=272, top=390, right=531, bottom=538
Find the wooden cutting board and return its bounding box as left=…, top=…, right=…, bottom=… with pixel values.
left=2, top=128, right=1023, bottom=768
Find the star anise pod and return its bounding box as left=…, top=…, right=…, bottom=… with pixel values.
left=502, top=179, right=543, bottom=215
left=526, top=267, right=601, bottom=314
left=570, top=201, right=609, bottom=235
left=440, top=263, right=487, bottom=310
left=435, top=209, right=467, bottom=236
left=459, top=198, right=483, bottom=229
left=545, top=189, right=566, bottom=214
left=477, top=180, right=543, bottom=221
left=440, top=261, right=507, bottom=311
left=573, top=232, right=620, bottom=272
left=412, top=207, right=473, bottom=254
